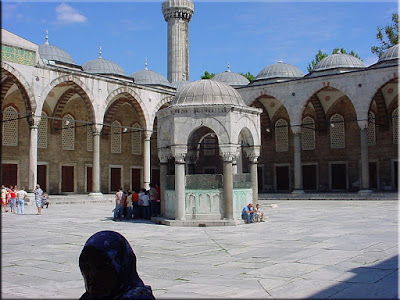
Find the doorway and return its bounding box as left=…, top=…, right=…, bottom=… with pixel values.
left=2, top=164, right=17, bottom=187
left=303, top=164, right=317, bottom=191
left=275, top=165, right=290, bottom=191
left=37, top=165, right=47, bottom=192
left=330, top=163, right=347, bottom=190
left=61, top=166, right=74, bottom=192
left=111, top=168, right=122, bottom=192
left=131, top=168, right=141, bottom=192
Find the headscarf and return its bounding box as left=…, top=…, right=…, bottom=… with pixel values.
left=79, top=230, right=155, bottom=300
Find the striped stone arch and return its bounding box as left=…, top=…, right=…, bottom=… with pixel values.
left=103, top=88, right=148, bottom=135
left=249, top=97, right=272, bottom=133
left=150, top=95, right=174, bottom=131
left=304, top=93, right=327, bottom=132
left=368, top=71, right=398, bottom=100
left=1, top=62, right=36, bottom=123
left=51, top=86, right=95, bottom=131
left=325, top=95, right=356, bottom=120
left=243, top=87, right=283, bottom=107
left=270, top=105, right=290, bottom=125
left=370, top=78, right=398, bottom=129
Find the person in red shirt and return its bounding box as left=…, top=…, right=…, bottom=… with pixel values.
left=9, top=186, right=17, bottom=214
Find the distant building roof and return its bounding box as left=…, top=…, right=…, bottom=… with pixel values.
left=212, top=64, right=250, bottom=86
left=82, top=47, right=126, bottom=76
left=254, top=61, right=304, bottom=83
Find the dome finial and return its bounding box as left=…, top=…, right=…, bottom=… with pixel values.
left=99, top=46, right=102, bottom=58
left=227, top=62, right=231, bottom=72
left=45, top=29, right=49, bottom=45
left=145, top=58, right=148, bottom=70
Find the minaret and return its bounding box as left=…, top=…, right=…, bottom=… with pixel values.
left=162, top=0, right=194, bottom=83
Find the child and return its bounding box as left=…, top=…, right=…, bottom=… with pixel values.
left=254, top=204, right=265, bottom=222
left=41, top=193, right=50, bottom=208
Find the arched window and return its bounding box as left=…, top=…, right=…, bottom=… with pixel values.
left=62, top=114, right=75, bottom=150
left=301, top=116, right=315, bottom=150
left=275, top=118, right=288, bottom=152
left=330, top=113, right=345, bottom=149
left=87, top=126, right=93, bottom=152
left=131, top=123, right=142, bottom=155
left=111, top=121, right=122, bottom=153
left=393, top=108, right=398, bottom=145
left=2, top=106, right=18, bottom=146
left=38, top=112, right=48, bottom=149
left=367, top=111, right=376, bottom=146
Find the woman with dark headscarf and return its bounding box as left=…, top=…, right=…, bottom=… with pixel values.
left=79, top=230, right=155, bottom=300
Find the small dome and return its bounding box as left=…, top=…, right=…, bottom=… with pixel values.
left=38, top=31, right=75, bottom=64
left=171, top=80, right=191, bottom=91
left=130, top=60, right=171, bottom=86
left=172, top=79, right=246, bottom=106
left=378, top=44, right=399, bottom=62
left=212, top=64, right=250, bottom=86
left=313, top=53, right=365, bottom=71
left=255, top=61, right=304, bottom=81
left=83, top=47, right=126, bottom=76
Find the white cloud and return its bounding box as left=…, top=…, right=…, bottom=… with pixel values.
left=56, top=3, right=87, bottom=24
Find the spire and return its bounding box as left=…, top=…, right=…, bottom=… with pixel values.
left=227, top=62, right=231, bottom=72
left=145, top=58, right=148, bottom=70
left=99, top=46, right=102, bottom=58
left=45, top=29, right=49, bottom=45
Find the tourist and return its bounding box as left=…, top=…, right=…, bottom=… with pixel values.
left=9, top=186, right=17, bottom=214
left=41, top=193, right=50, bottom=209
left=113, top=188, right=123, bottom=221
left=125, top=190, right=133, bottom=220
left=34, top=184, right=43, bottom=215
left=241, top=203, right=255, bottom=224
left=79, top=230, right=155, bottom=300
left=16, top=187, right=27, bottom=215
left=155, top=184, right=161, bottom=217
left=1, top=185, right=8, bottom=212
left=131, top=190, right=139, bottom=219
left=121, top=190, right=128, bottom=219
left=149, top=183, right=158, bottom=217
left=254, top=203, right=265, bottom=222
left=139, top=189, right=150, bottom=220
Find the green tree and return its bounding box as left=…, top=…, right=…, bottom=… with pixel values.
left=371, top=13, right=399, bottom=57
left=307, top=48, right=362, bottom=72
left=239, top=72, right=255, bottom=82
left=201, top=71, right=215, bottom=79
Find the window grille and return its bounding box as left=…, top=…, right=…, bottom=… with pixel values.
left=393, top=108, right=399, bottom=145
left=275, top=119, right=288, bottom=152
left=301, top=116, right=315, bottom=150
left=111, top=121, right=121, bottom=153
left=367, top=111, right=376, bottom=146
left=131, top=124, right=142, bottom=155
left=38, top=112, right=48, bottom=149
left=2, top=106, right=18, bottom=146
left=204, top=135, right=216, bottom=156
left=330, top=114, right=345, bottom=149
left=62, top=114, right=75, bottom=150
left=87, top=126, right=93, bottom=152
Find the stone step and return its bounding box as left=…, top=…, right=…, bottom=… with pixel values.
left=258, top=192, right=398, bottom=201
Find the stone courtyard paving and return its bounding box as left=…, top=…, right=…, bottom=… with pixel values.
left=2, top=199, right=398, bottom=299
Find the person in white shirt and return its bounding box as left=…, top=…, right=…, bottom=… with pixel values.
left=16, top=187, right=28, bottom=215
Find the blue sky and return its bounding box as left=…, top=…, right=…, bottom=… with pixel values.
left=2, top=1, right=398, bottom=81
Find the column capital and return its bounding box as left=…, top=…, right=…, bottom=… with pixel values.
left=291, top=125, right=302, bottom=135
left=358, top=120, right=369, bottom=130
left=158, top=148, right=172, bottom=163
left=91, top=124, right=102, bottom=135
left=144, top=130, right=152, bottom=140
left=244, top=146, right=260, bottom=163
left=171, top=144, right=187, bottom=163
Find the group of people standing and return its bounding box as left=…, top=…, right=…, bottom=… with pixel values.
left=1, top=184, right=49, bottom=215
left=113, top=183, right=160, bottom=222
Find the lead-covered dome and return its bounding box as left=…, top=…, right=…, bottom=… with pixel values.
left=313, top=53, right=365, bottom=72
left=38, top=31, right=75, bottom=65
left=83, top=48, right=126, bottom=76
left=378, top=44, right=399, bottom=62
left=212, top=64, right=250, bottom=86
left=255, top=61, right=304, bottom=82
left=130, top=61, right=171, bottom=87
left=172, top=79, right=246, bottom=106
left=171, top=79, right=191, bottom=91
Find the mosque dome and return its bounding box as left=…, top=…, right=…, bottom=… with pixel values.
left=83, top=47, right=126, bottom=76
left=130, top=61, right=171, bottom=87
left=171, top=79, right=191, bottom=91
left=255, top=61, right=304, bottom=82
left=378, top=44, right=399, bottom=62
left=38, top=31, right=75, bottom=65
left=212, top=64, right=250, bottom=86
left=313, top=53, right=365, bottom=72
left=172, top=79, right=246, bottom=106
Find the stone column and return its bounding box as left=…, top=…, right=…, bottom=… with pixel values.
left=159, top=159, right=168, bottom=216
left=172, top=145, right=187, bottom=220
left=223, top=156, right=234, bottom=220
left=143, top=131, right=151, bottom=190
left=292, top=131, right=304, bottom=194
left=244, top=146, right=260, bottom=204
left=359, top=127, right=372, bottom=193
left=89, top=127, right=103, bottom=197
left=174, top=154, right=186, bottom=220
left=28, top=124, right=38, bottom=193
